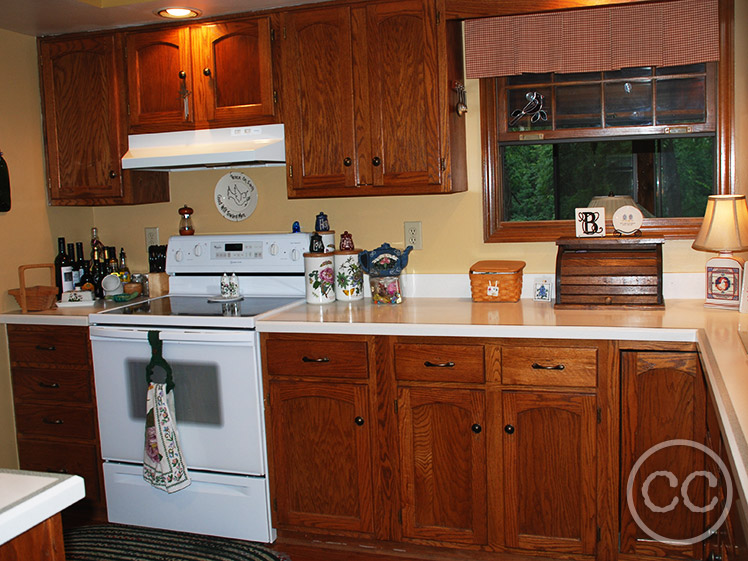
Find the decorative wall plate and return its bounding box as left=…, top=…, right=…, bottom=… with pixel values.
left=214, top=172, right=257, bottom=222
left=612, top=205, right=644, bottom=235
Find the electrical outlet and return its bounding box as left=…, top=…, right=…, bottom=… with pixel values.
left=404, top=221, right=423, bottom=250
left=145, top=227, right=160, bottom=253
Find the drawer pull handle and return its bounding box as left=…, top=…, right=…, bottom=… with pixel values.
left=531, top=362, right=565, bottom=371
left=42, top=417, right=64, bottom=425
left=302, top=356, right=330, bottom=363
left=424, top=361, right=455, bottom=368
left=35, top=345, right=56, bottom=351
left=38, top=382, right=60, bottom=389
left=46, top=468, right=68, bottom=474
left=354, top=416, right=365, bottom=426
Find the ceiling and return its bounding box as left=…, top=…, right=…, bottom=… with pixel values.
left=0, top=0, right=320, bottom=37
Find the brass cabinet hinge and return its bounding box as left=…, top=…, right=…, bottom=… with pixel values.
left=270, top=28, right=275, bottom=41
left=597, top=527, right=601, bottom=542
left=394, top=399, right=398, bottom=414
left=273, top=90, right=278, bottom=104
left=597, top=408, right=602, bottom=424
left=436, top=7, right=441, bottom=25
left=440, top=158, right=446, bottom=172
left=288, top=164, right=293, bottom=178
left=282, top=27, right=287, bottom=40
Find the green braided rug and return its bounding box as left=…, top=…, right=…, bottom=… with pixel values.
left=63, top=524, right=291, bottom=561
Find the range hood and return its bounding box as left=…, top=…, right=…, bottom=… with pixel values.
left=121, top=124, right=286, bottom=171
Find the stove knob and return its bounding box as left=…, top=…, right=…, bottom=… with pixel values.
left=291, top=249, right=300, bottom=261
left=269, top=243, right=279, bottom=256
left=194, top=244, right=202, bottom=257
left=174, top=249, right=184, bottom=262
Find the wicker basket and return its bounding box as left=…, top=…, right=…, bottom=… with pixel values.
left=469, top=260, right=525, bottom=302
left=8, top=264, right=58, bottom=312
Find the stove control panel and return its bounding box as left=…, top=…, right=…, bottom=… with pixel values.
left=166, top=233, right=311, bottom=274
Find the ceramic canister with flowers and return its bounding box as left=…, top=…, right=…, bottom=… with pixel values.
left=304, top=252, right=336, bottom=304
left=334, top=250, right=364, bottom=301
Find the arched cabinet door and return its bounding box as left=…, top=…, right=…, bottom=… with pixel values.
left=268, top=380, right=374, bottom=534
left=502, top=390, right=597, bottom=555
left=619, top=351, right=706, bottom=560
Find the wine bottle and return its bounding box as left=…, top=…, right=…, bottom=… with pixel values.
left=78, top=261, right=95, bottom=293
left=90, top=227, right=105, bottom=264
left=75, top=242, right=85, bottom=286
left=54, top=237, right=74, bottom=298
left=67, top=242, right=79, bottom=287
left=118, top=248, right=131, bottom=282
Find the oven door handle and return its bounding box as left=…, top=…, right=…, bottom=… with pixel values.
left=90, top=326, right=255, bottom=344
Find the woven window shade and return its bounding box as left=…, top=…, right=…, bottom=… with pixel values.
left=465, top=0, right=719, bottom=78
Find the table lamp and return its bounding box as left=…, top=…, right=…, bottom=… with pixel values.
left=692, top=194, right=748, bottom=308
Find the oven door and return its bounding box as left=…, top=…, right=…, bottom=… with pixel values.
left=90, top=326, right=265, bottom=475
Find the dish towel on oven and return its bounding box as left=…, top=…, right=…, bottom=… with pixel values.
left=143, top=331, right=190, bottom=493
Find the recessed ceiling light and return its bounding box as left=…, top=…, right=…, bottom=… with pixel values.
left=156, top=7, right=202, bottom=19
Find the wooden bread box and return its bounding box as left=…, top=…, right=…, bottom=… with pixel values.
left=555, top=237, right=664, bottom=308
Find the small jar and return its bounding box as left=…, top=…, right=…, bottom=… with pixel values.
left=179, top=205, right=195, bottom=235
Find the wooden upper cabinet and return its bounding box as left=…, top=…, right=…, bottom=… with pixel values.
left=281, top=0, right=467, bottom=198
left=126, top=16, right=276, bottom=133
left=39, top=34, right=168, bottom=206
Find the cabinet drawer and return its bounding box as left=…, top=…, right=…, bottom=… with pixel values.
left=18, top=439, right=102, bottom=502
left=265, top=338, right=368, bottom=378
left=12, top=367, right=92, bottom=404
left=395, top=343, right=484, bottom=383
left=502, top=346, right=597, bottom=387
left=8, top=325, right=89, bottom=366
left=15, top=404, right=96, bottom=440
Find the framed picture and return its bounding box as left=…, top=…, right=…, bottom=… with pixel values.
left=533, top=279, right=552, bottom=302
left=575, top=207, right=605, bottom=237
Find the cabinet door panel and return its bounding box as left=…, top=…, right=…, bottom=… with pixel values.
left=269, top=381, right=373, bottom=533
left=620, top=351, right=706, bottom=559
left=126, top=27, right=193, bottom=130
left=281, top=7, right=358, bottom=192
left=398, top=387, right=487, bottom=545
left=192, top=18, right=275, bottom=125
left=367, top=0, right=441, bottom=187
left=40, top=36, right=124, bottom=201
left=503, top=391, right=597, bottom=554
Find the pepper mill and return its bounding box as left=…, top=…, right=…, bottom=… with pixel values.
left=178, top=205, right=195, bottom=236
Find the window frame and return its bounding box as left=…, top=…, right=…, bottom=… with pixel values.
left=478, top=0, right=734, bottom=243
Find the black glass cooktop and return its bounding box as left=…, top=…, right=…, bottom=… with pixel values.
left=103, top=295, right=302, bottom=318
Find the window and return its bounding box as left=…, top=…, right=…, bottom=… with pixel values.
left=471, top=0, right=733, bottom=243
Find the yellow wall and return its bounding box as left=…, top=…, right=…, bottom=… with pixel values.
left=1, top=3, right=746, bottom=467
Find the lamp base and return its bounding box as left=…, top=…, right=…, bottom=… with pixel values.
left=704, top=254, right=744, bottom=309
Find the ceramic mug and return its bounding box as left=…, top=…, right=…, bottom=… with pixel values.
left=304, top=253, right=335, bottom=304
left=334, top=251, right=363, bottom=301
left=102, top=273, right=123, bottom=296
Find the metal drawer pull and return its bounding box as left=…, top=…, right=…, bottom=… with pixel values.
left=35, top=344, right=56, bottom=351
left=42, top=417, right=64, bottom=425
left=302, top=356, right=330, bottom=363
left=531, top=362, right=565, bottom=370
left=38, top=382, right=60, bottom=389
left=46, top=468, right=68, bottom=474
left=424, top=361, right=455, bottom=368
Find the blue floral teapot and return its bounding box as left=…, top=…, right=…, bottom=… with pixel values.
left=358, top=243, right=413, bottom=277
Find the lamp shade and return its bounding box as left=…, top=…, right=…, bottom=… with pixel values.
left=692, top=194, right=748, bottom=252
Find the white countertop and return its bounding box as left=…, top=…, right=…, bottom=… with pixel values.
left=0, top=297, right=145, bottom=326
left=0, top=469, right=85, bottom=546
left=257, top=297, right=748, bottom=527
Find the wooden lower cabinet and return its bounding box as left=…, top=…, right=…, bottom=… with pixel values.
left=502, top=390, right=597, bottom=554
left=268, top=379, right=374, bottom=534
left=263, top=333, right=731, bottom=561
left=397, top=386, right=487, bottom=545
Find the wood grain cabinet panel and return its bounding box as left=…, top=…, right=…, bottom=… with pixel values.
left=8, top=324, right=107, bottom=526
left=397, top=387, right=487, bottom=545
left=39, top=33, right=168, bottom=206
left=268, top=380, right=374, bottom=534
left=502, top=390, right=597, bottom=555
left=502, top=345, right=597, bottom=387
left=126, top=17, right=276, bottom=133
left=394, top=343, right=484, bottom=383
left=264, top=337, right=369, bottom=378
left=619, top=350, right=706, bottom=559
left=281, top=0, right=466, bottom=198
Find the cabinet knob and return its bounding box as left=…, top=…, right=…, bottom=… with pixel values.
left=343, top=157, right=352, bottom=167
left=354, top=416, right=365, bottom=426
left=471, top=423, right=482, bottom=434
left=179, top=70, right=186, bottom=79
left=531, top=362, right=565, bottom=371
left=109, top=170, right=118, bottom=179
left=372, top=156, right=381, bottom=167
left=203, top=68, right=212, bottom=77
left=504, top=424, right=515, bottom=434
